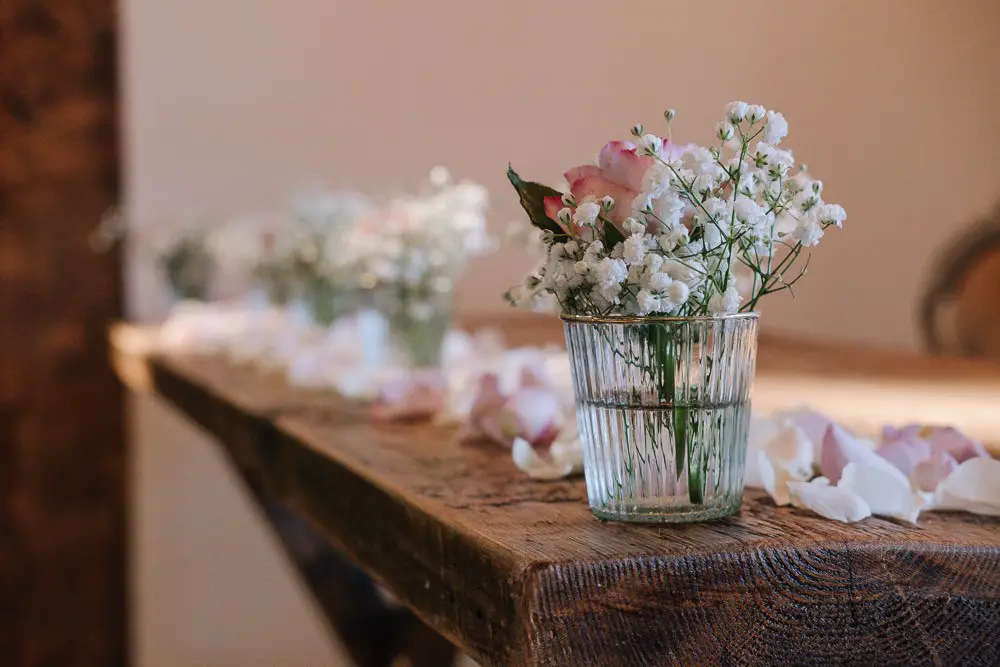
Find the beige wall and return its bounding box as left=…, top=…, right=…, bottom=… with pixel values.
left=121, top=0, right=1000, bottom=664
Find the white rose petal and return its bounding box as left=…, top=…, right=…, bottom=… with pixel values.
left=839, top=462, right=924, bottom=523
left=788, top=480, right=872, bottom=523
left=513, top=437, right=574, bottom=481
left=930, top=458, right=1000, bottom=516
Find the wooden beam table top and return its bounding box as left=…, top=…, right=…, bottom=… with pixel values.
left=112, top=321, right=1000, bottom=666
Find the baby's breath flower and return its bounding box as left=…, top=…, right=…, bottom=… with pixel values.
left=573, top=202, right=600, bottom=227
left=709, top=285, right=742, bottom=316
left=817, top=203, right=846, bottom=228
left=664, top=280, right=691, bottom=308
left=636, top=289, right=661, bottom=315
left=557, top=207, right=573, bottom=227
left=792, top=215, right=824, bottom=246
left=725, top=101, right=749, bottom=123
left=763, top=111, right=789, bottom=145
left=623, top=218, right=646, bottom=236
left=638, top=133, right=663, bottom=157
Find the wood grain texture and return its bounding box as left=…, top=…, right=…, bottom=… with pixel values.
left=1, top=1, right=124, bottom=665
left=112, top=325, right=1000, bottom=666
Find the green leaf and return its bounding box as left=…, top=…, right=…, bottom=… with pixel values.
left=601, top=218, right=626, bottom=249
left=506, top=166, right=567, bottom=240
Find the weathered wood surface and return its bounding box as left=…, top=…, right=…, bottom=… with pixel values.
left=1, top=1, right=124, bottom=665
left=113, top=323, right=1000, bottom=666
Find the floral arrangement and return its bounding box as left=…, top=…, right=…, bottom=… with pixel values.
left=206, top=183, right=372, bottom=312
left=285, top=182, right=373, bottom=322
left=506, top=102, right=846, bottom=316
left=344, top=168, right=492, bottom=366
left=346, top=167, right=493, bottom=309
left=90, top=208, right=217, bottom=302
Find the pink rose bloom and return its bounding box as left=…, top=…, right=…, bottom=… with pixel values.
left=543, top=140, right=661, bottom=230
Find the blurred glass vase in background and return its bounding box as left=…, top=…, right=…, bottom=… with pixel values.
left=373, top=287, right=453, bottom=369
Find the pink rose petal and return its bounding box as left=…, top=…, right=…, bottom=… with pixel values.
left=371, top=370, right=448, bottom=422
left=782, top=407, right=835, bottom=453
left=876, top=436, right=932, bottom=477
left=602, top=146, right=654, bottom=192
left=460, top=373, right=510, bottom=445
left=563, top=165, right=601, bottom=185
left=542, top=196, right=566, bottom=229
left=911, top=450, right=959, bottom=492
left=597, top=140, right=634, bottom=171
left=568, top=175, right=638, bottom=225
left=500, top=387, right=560, bottom=447
left=820, top=424, right=902, bottom=485
left=926, top=426, right=990, bottom=463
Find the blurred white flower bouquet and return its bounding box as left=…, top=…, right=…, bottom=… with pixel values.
left=91, top=209, right=217, bottom=302
left=207, top=183, right=373, bottom=320
left=347, top=167, right=493, bottom=367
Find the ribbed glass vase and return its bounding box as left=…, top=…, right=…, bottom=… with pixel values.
left=563, top=313, right=758, bottom=523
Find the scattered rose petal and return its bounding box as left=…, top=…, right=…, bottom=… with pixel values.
left=459, top=373, right=509, bottom=444
left=758, top=450, right=793, bottom=506
left=499, top=387, right=561, bottom=447
left=753, top=422, right=815, bottom=505
left=910, top=450, right=959, bottom=493
left=839, top=462, right=924, bottom=523
left=931, top=458, right=1000, bottom=516
left=550, top=439, right=584, bottom=474
left=882, top=424, right=989, bottom=464
left=779, top=407, right=835, bottom=456
left=459, top=367, right=563, bottom=449
left=767, top=423, right=814, bottom=480
left=876, top=436, right=932, bottom=477
left=370, top=371, right=448, bottom=422
left=788, top=480, right=871, bottom=523
left=745, top=416, right=782, bottom=489
left=820, top=424, right=899, bottom=484
left=512, top=437, right=574, bottom=481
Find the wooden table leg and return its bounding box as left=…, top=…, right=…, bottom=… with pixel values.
left=251, top=488, right=457, bottom=667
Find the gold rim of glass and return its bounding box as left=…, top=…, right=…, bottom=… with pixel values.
left=560, top=311, right=759, bottom=324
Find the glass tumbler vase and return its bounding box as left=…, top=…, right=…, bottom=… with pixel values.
left=373, top=288, right=453, bottom=369
left=562, top=313, right=758, bottom=523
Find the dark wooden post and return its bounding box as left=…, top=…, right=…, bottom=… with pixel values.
left=0, top=1, right=125, bottom=665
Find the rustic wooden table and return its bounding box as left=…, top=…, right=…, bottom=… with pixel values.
left=112, top=319, right=1000, bottom=666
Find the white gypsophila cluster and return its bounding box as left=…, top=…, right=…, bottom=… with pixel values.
left=286, top=182, right=374, bottom=278
left=205, top=184, right=373, bottom=282
left=512, top=102, right=845, bottom=317
left=206, top=210, right=301, bottom=275
left=344, top=168, right=493, bottom=319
